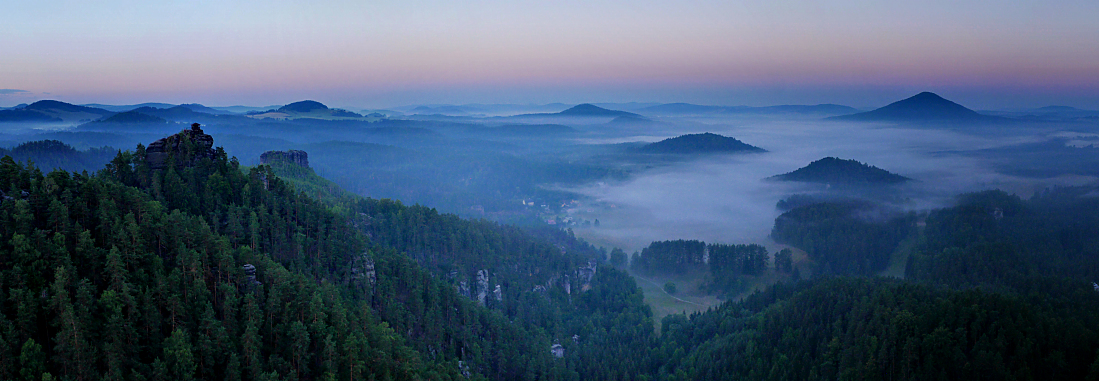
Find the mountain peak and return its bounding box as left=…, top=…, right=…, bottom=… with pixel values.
left=558, top=104, right=641, bottom=117
left=830, top=92, right=992, bottom=122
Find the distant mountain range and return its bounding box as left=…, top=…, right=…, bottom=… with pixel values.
left=178, top=103, right=237, bottom=115
left=80, top=103, right=283, bottom=115
left=247, top=100, right=363, bottom=119
left=0, top=100, right=115, bottom=123
left=639, top=132, right=766, bottom=154
left=507, top=104, right=644, bottom=120
left=93, top=110, right=169, bottom=124
left=130, top=106, right=228, bottom=122
left=986, top=105, right=1099, bottom=122
left=771, top=157, right=910, bottom=185
left=829, top=92, right=1006, bottom=123
left=81, top=103, right=176, bottom=112
left=480, top=124, right=578, bottom=136
left=557, top=104, right=642, bottom=118
left=641, top=103, right=858, bottom=116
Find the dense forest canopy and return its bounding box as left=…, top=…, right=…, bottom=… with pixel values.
left=0, top=126, right=672, bottom=380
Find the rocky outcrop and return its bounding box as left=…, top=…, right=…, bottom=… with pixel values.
left=241, top=264, right=262, bottom=291
left=349, top=253, right=376, bottom=294
left=577, top=261, right=597, bottom=292
left=146, top=123, right=215, bottom=169
left=476, top=269, right=490, bottom=305
left=458, top=281, right=471, bottom=299
left=260, top=150, right=309, bottom=168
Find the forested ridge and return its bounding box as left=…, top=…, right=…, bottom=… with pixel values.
left=650, top=277, right=1099, bottom=380
left=772, top=201, right=915, bottom=276
left=619, top=188, right=1099, bottom=380
left=0, top=130, right=654, bottom=380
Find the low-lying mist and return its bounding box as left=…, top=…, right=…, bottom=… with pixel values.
left=569, top=118, right=1086, bottom=252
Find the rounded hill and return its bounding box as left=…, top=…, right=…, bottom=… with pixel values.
left=771, top=157, right=910, bottom=185
left=639, top=132, right=766, bottom=154
left=558, top=103, right=641, bottom=117
left=278, top=100, right=329, bottom=113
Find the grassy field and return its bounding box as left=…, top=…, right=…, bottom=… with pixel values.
left=628, top=270, right=721, bottom=334
left=629, top=247, right=806, bottom=334
left=879, top=234, right=918, bottom=279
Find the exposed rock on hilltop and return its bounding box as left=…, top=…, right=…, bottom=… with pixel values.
left=261, top=149, right=310, bottom=168
left=146, top=123, right=215, bottom=169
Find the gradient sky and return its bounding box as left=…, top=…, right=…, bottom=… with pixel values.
left=3, top=0, right=1099, bottom=109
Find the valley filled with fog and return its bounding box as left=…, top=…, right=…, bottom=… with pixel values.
left=2, top=96, right=1096, bottom=255
left=568, top=117, right=1051, bottom=251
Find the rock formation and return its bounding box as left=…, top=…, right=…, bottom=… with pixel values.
left=349, top=253, right=376, bottom=294
left=458, top=281, right=471, bottom=299
left=476, top=269, right=490, bottom=305
left=260, top=150, right=310, bottom=168
left=146, top=123, right=215, bottom=169
left=241, top=264, right=262, bottom=291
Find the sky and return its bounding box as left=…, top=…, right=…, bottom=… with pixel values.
left=3, top=0, right=1099, bottom=109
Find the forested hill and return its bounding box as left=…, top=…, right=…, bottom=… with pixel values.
left=638, top=132, right=766, bottom=154
left=0, top=128, right=655, bottom=380
left=651, top=277, right=1099, bottom=380
left=771, top=157, right=910, bottom=184
left=0, top=140, right=117, bottom=173
left=268, top=152, right=657, bottom=380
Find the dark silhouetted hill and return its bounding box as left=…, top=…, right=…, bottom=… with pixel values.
left=94, top=110, right=168, bottom=124
left=179, top=103, right=236, bottom=115
left=639, top=132, right=766, bottom=154
left=132, top=105, right=209, bottom=119
left=558, top=103, right=641, bottom=117
left=1, top=100, right=115, bottom=123
left=771, top=157, right=910, bottom=184
left=278, top=100, right=329, bottom=113
left=606, top=114, right=659, bottom=126
left=0, top=109, right=60, bottom=122
left=0, top=139, right=117, bottom=172
left=24, top=100, right=114, bottom=116
left=829, top=92, right=1000, bottom=122
left=81, top=102, right=175, bottom=112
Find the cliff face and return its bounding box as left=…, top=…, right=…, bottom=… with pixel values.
left=260, top=149, right=309, bottom=168
left=146, top=123, right=216, bottom=169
